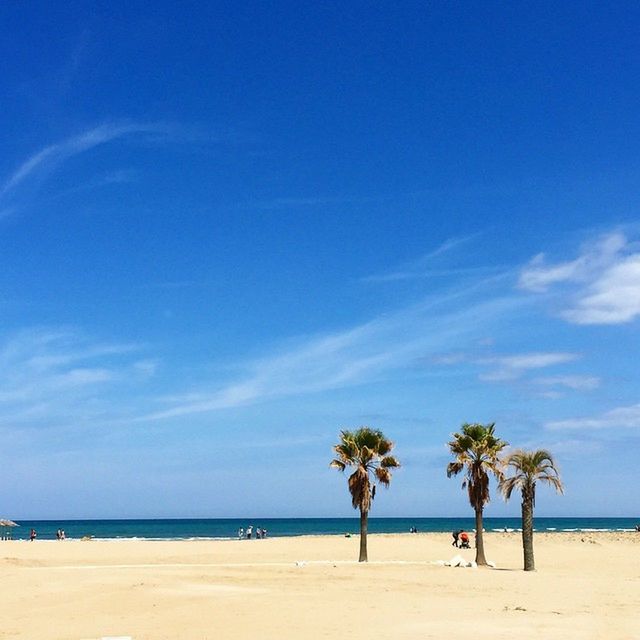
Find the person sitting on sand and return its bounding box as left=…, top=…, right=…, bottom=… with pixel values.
left=451, top=529, right=461, bottom=547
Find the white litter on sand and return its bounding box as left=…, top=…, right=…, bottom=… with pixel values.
left=81, top=636, right=132, bottom=640
left=437, top=556, right=497, bottom=569
left=440, top=554, right=478, bottom=568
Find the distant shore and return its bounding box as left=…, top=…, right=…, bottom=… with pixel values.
left=3, top=516, right=638, bottom=541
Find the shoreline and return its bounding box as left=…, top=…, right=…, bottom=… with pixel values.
left=4, top=529, right=639, bottom=543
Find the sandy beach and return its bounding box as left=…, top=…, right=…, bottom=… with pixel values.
left=1, top=532, right=638, bottom=639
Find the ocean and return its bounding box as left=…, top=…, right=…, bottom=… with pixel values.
left=4, top=517, right=638, bottom=540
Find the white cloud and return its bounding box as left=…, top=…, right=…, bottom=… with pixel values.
left=429, top=352, right=467, bottom=365
left=478, top=352, right=578, bottom=382
left=546, top=403, right=640, bottom=430
left=562, top=254, right=640, bottom=324
left=361, top=235, right=486, bottom=283
left=532, top=375, right=600, bottom=391
left=519, top=231, right=640, bottom=325
left=133, top=360, right=159, bottom=378
left=0, top=123, right=162, bottom=199
left=140, top=289, right=523, bottom=421
left=0, top=328, right=145, bottom=428
left=518, top=232, right=626, bottom=292
left=517, top=437, right=602, bottom=457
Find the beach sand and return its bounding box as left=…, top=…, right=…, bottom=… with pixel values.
left=1, top=532, right=638, bottom=639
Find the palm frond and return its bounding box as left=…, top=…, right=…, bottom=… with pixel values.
left=348, top=466, right=371, bottom=511
left=447, top=461, right=463, bottom=478
left=375, top=466, right=392, bottom=487
left=380, top=455, right=400, bottom=468
left=499, top=475, right=518, bottom=501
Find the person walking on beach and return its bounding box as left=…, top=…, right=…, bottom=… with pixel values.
left=247, top=525, right=253, bottom=540
left=56, top=529, right=61, bottom=540
left=452, top=529, right=461, bottom=547
left=238, top=527, right=244, bottom=540
left=29, top=528, right=37, bottom=542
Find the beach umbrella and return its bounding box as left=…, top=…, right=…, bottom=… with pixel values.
left=0, top=519, right=18, bottom=527
left=0, top=519, right=18, bottom=539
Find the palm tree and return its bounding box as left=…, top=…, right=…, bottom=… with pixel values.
left=499, top=449, right=563, bottom=571
left=330, top=427, right=400, bottom=562
left=447, top=422, right=507, bottom=566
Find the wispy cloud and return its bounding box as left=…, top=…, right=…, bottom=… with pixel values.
left=0, top=123, right=162, bottom=199
left=519, top=231, right=640, bottom=324
left=361, top=235, right=488, bottom=283
left=430, top=349, right=580, bottom=384
left=478, top=352, right=579, bottom=382
left=0, top=328, right=148, bottom=428
left=253, top=195, right=374, bottom=210
left=532, top=375, right=600, bottom=391
left=48, top=168, right=138, bottom=201
left=518, top=233, right=626, bottom=292
left=516, top=437, right=602, bottom=457
left=546, top=403, right=640, bottom=430
left=0, top=230, right=624, bottom=431
left=140, top=284, right=522, bottom=421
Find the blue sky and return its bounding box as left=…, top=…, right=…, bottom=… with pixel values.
left=1, top=1, right=639, bottom=519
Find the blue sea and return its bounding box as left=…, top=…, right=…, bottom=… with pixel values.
left=4, top=517, right=638, bottom=541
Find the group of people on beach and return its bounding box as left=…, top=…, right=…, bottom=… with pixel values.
left=28, top=528, right=66, bottom=541
left=238, top=525, right=267, bottom=540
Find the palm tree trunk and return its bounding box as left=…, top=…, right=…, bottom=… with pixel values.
left=474, top=508, right=488, bottom=566
left=359, top=509, right=368, bottom=562
left=522, top=497, right=535, bottom=571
